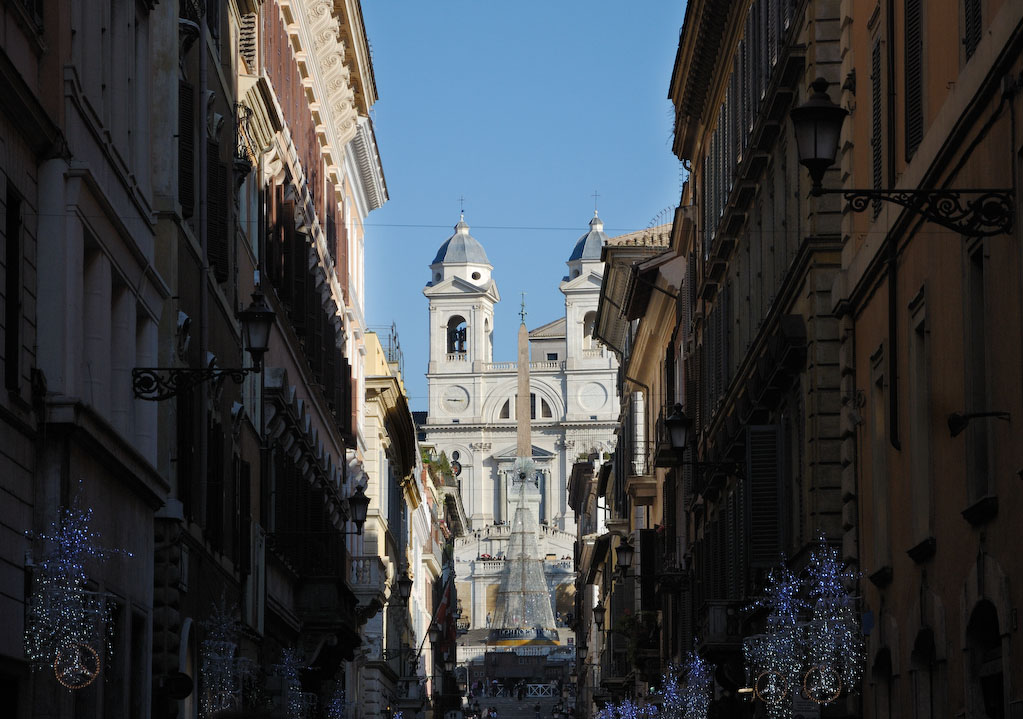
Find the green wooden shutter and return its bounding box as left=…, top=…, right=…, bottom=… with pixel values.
left=871, top=38, right=883, bottom=216
left=963, top=0, right=982, bottom=59
left=904, top=0, right=924, bottom=161
left=207, top=142, right=229, bottom=283
left=178, top=81, right=195, bottom=219
left=747, top=424, right=783, bottom=567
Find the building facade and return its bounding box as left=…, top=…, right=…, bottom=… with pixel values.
left=0, top=1, right=418, bottom=718
left=831, top=1, right=1023, bottom=717
left=422, top=215, right=619, bottom=637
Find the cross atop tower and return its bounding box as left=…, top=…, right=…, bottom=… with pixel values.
left=591, top=190, right=600, bottom=214
left=519, top=292, right=527, bottom=324
left=459, top=194, right=466, bottom=214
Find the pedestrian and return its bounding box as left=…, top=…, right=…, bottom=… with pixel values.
left=534, top=702, right=541, bottom=719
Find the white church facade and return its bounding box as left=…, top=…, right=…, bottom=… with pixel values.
left=422, top=214, right=619, bottom=632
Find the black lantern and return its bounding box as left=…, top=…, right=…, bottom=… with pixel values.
left=237, top=287, right=275, bottom=370
left=397, top=569, right=414, bottom=603
left=347, top=484, right=371, bottom=534
left=789, top=77, right=848, bottom=194
left=592, top=602, right=605, bottom=632
left=664, top=404, right=691, bottom=451
left=616, top=539, right=634, bottom=571
left=429, top=621, right=441, bottom=644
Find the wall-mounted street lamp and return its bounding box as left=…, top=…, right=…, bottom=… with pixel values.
left=347, top=484, right=371, bottom=535
left=790, top=77, right=1014, bottom=238
left=664, top=404, right=740, bottom=475
left=133, top=287, right=275, bottom=401
left=592, top=602, right=606, bottom=633
left=615, top=539, right=634, bottom=574
left=396, top=569, right=414, bottom=604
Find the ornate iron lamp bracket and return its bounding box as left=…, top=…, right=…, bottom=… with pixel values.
left=132, top=366, right=253, bottom=401
left=821, top=188, right=1014, bottom=238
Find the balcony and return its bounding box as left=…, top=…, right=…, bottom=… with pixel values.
left=624, top=441, right=657, bottom=506
left=445, top=352, right=468, bottom=362
left=351, top=555, right=388, bottom=621
left=653, top=404, right=683, bottom=468
left=696, top=600, right=744, bottom=652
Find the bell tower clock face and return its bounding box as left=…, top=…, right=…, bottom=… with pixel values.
left=443, top=385, right=470, bottom=414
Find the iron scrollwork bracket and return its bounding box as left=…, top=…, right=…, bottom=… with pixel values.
left=132, top=367, right=252, bottom=401
left=825, top=188, right=1014, bottom=238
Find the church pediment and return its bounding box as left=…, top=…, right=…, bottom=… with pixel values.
left=559, top=270, right=603, bottom=292
left=424, top=275, right=500, bottom=301
left=529, top=317, right=566, bottom=339
left=493, top=445, right=557, bottom=460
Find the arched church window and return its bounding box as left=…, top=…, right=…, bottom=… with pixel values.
left=582, top=311, right=597, bottom=349
left=447, top=315, right=468, bottom=354
left=966, top=600, right=1005, bottom=719
left=500, top=400, right=510, bottom=419
left=541, top=398, right=552, bottom=418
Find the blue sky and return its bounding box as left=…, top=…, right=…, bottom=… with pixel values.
left=362, top=2, right=686, bottom=410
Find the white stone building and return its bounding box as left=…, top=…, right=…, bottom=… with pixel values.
left=422, top=214, right=619, bottom=631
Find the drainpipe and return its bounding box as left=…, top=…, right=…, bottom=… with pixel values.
left=198, top=9, right=210, bottom=520
left=885, top=0, right=901, bottom=450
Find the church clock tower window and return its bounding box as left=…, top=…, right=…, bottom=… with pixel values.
left=447, top=315, right=468, bottom=356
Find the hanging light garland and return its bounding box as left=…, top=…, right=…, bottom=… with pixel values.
left=24, top=498, right=129, bottom=689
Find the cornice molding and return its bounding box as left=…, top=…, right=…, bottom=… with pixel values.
left=278, top=0, right=360, bottom=195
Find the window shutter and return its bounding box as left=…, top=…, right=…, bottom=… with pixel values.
left=240, top=13, right=257, bottom=72
left=207, top=141, right=229, bottom=283
left=239, top=460, right=251, bottom=574
left=963, top=0, right=982, bottom=59
left=290, top=234, right=308, bottom=335
left=640, top=528, right=657, bottom=611
left=871, top=38, right=883, bottom=216
left=747, top=424, right=783, bottom=567
left=178, top=81, right=195, bottom=218
left=904, top=0, right=924, bottom=160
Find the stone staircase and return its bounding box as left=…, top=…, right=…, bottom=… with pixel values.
left=469, top=695, right=559, bottom=719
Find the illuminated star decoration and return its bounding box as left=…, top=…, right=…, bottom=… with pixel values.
left=743, top=564, right=806, bottom=717
left=23, top=498, right=130, bottom=688
left=803, top=535, right=863, bottom=704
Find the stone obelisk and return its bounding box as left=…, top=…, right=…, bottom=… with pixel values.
left=515, top=298, right=530, bottom=458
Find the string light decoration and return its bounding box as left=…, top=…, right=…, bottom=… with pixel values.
left=201, top=601, right=244, bottom=718
left=274, top=648, right=312, bottom=719
left=655, top=663, right=684, bottom=719
left=23, top=499, right=129, bottom=689
left=679, top=644, right=713, bottom=719
left=743, top=565, right=806, bottom=716
left=325, top=683, right=346, bottom=719
left=743, top=536, right=865, bottom=711
left=594, top=698, right=656, bottom=719
left=53, top=642, right=101, bottom=689
left=802, top=536, right=863, bottom=704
